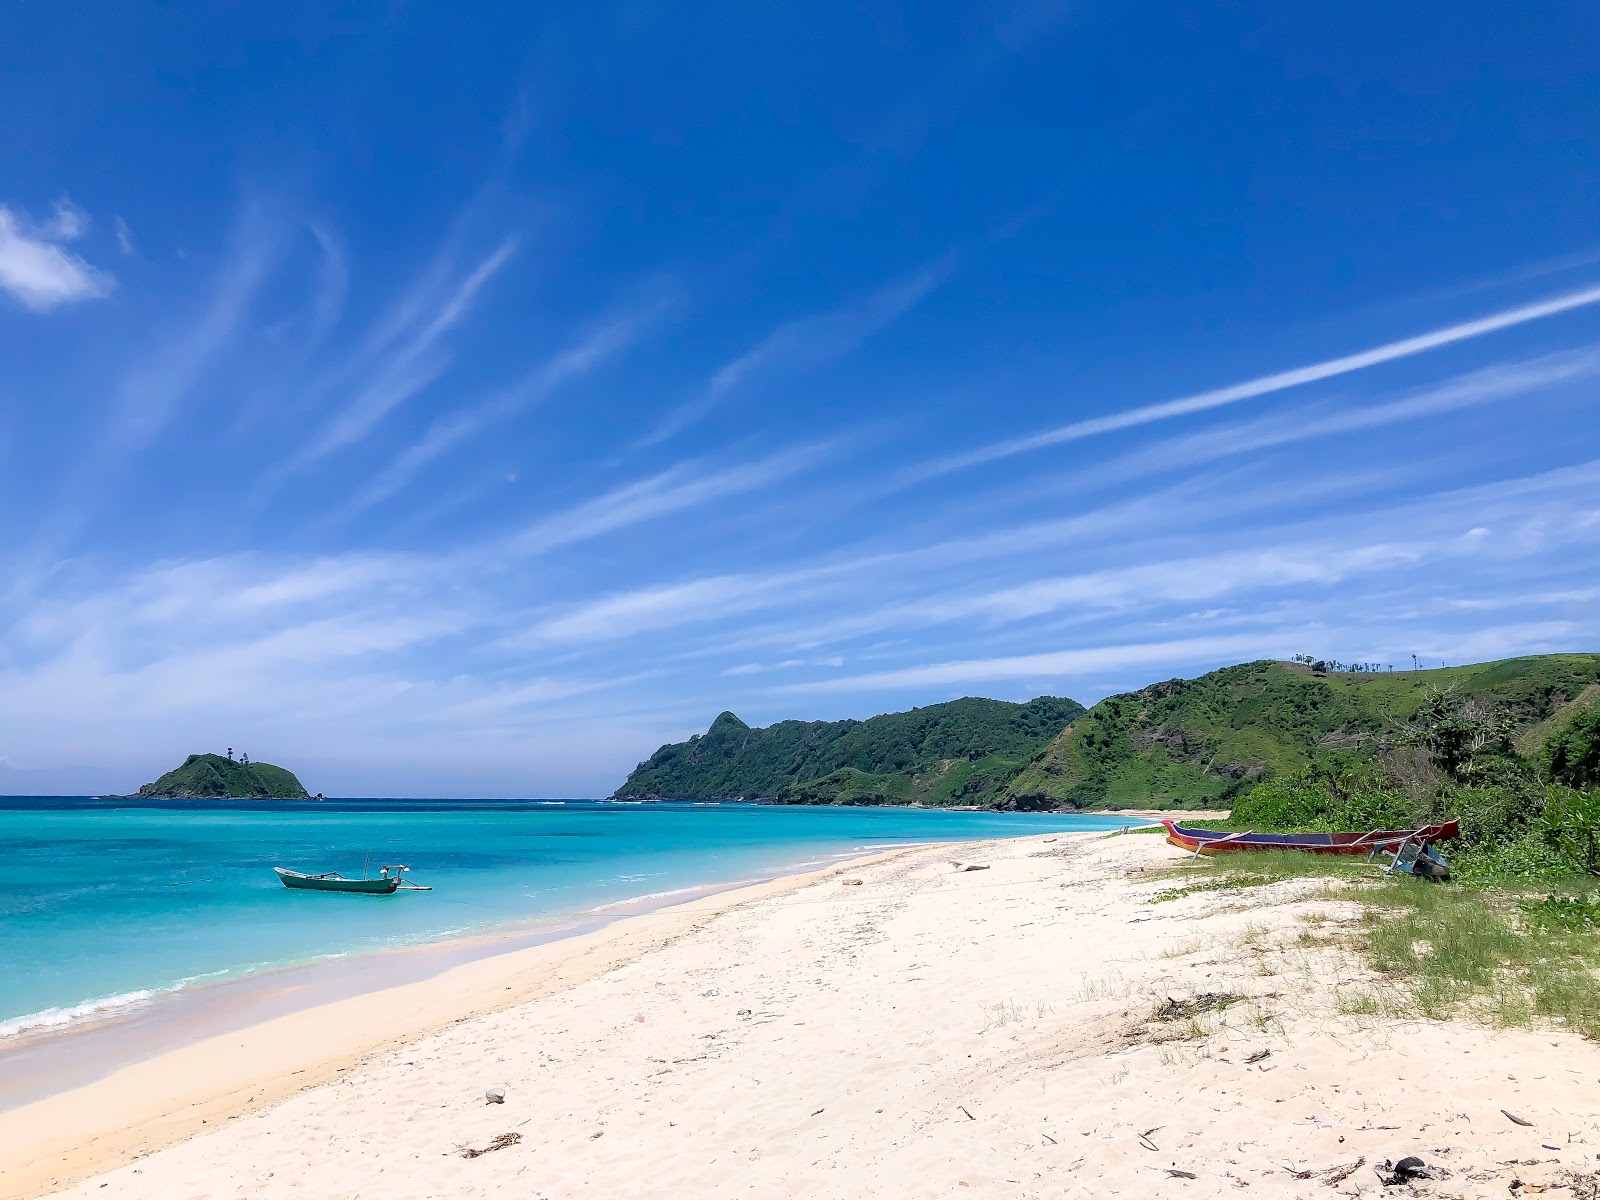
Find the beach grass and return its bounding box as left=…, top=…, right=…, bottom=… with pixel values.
left=1161, top=852, right=1600, bottom=1038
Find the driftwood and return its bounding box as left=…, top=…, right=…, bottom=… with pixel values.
left=460, top=1132, right=521, bottom=1158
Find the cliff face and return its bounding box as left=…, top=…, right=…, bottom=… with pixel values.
left=134, top=754, right=311, bottom=799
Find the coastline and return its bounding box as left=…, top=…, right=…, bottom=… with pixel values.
left=0, top=844, right=895, bottom=1108
left=21, top=825, right=1593, bottom=1198
left=0, top=846, right=913, bottom=1200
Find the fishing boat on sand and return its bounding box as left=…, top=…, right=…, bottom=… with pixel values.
left=1160, top=819, right=1459, bottom=857
left=273, top=864, right=431, bottom=893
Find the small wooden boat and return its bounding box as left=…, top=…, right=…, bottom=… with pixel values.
left=273, top=864, right=431, bottom=893
left=1160, top=819, right=1459, bottom=857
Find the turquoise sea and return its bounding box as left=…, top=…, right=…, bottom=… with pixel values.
left=1, top=798, right=1138, bottom=1043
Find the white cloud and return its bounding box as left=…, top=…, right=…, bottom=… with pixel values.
left=43, top=197, right=90, bottom=240
left=294, top=236, right=520, bottom=466
left=641, top=254, right=955, bottom=444
left=114, top=215, right=136, bottom=256
left=905, top=280, right=1600, bottom=482
left=502, top=442, right=835, bottom=558
left=0, top=202, right=114, bottom=311
left=350, top=297, right=667, bottom=512
left=776, top=633, right=1278, bottom=692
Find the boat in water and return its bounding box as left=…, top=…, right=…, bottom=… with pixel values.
left=1160, top=819, right=1459, bottom=857
left=273, top=864, right=431, bottom=893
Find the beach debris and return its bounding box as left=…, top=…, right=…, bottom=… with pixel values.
left=1504, top=1110, right=1535, bottom=1127
left=484, top=1087, right=506, bottom=1105
left=811, top=1107, right=825, bottom=1117
left=955, top=863, right=990, bottom=872
left=842, top=878, right=863, bottom=886
left=1138, top=1127, right=1163, bottom=1152
left=701, top=988, right=720, bottom=997
left=1374, top=1156, right=1433, bottom=1185
left=1154, top=993, right=1242, bottom=1022
left=1322, top=1157, right=1366, bottom=1186
left=737, top=1008, right=752, bottom=1017
left=591, top=1131, right=604, bottom=1139
left=1245, top=1049, right=1271, bottom=1064
left=959, top=1106, right=976, bottom=1121
left=1165, top=1169, right=1198, bottom=1179
left=633, top=1013, right=645, bottom=1023
left=459, top=1132, right=521, bottom=1159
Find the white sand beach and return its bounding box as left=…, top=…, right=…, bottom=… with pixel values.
left=7, top=831, right=1600, bottom=1199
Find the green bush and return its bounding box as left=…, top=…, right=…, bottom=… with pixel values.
left=1522, top=891, right=1600, bottom=931
left=1540, top=786, right=1600, bottom=876
left=1230, top=775, right=1417, bottom=833
left=1450, top=832, right=1572, bottom=888
left=1545, top=701, right=1600, bottom=788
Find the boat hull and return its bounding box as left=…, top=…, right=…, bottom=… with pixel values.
left=1161, top=819, right=1459, bottom=857
left=274, top=867, right=400, bottom=894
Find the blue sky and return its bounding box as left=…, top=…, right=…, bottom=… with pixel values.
left=3, top=3, right=1599, bottom=797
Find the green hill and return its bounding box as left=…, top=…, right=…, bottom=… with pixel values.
left=616, top=654, right=1600, bottom=810
left=134, top=754, right=311, bottom=799
left=1003, top=654, right=1600, bottom=810
left=613, top=696, right=1087, bottom=805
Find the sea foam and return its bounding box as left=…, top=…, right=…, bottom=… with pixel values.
left=0, top=989, right=158, bottom=1040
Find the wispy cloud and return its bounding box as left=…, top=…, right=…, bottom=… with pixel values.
left=0, top=199, right=114, bottom=311
left=641, top=255, right=956, bottom=445
left=113, top=215, right=136, bottom=256
left=349, top=296, right=668, bottom=512
left=1069, top=349, right=1600, bottom=490
left=502, top=442, right=836, bottom=558
left=112, top=220, right=278, bottom=449
left=776, top=632, right=1278, bottom=692
left=293, top=236, right=521, bottom=466
left=904, top=281, right=1600, bottom=483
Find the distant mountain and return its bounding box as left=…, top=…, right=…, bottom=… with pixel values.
left=1003, top=654, right=1600, bottom=809
left=133, top=754, right=311, bottom=799
left=616, top=654, right=1600, bottom=810
left=613, top=696, right=1087, bottom=806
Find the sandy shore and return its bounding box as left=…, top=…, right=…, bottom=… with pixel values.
left=10, top=831, right=1600, bottom=1198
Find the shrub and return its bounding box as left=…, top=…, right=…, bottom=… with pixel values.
left=1540, top=786, right=1600, bottom=876
left=1546, top=702, right=1600, bottom=788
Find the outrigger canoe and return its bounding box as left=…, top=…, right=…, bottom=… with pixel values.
left=1160, top=819, right=1459, bottom=857
left=273, top=864, right=431, bottom=893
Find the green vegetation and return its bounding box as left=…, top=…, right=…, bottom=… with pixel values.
left=1160, top=849, right=1600, bottom=1038
left=1003, top=654, right=1600, bottom=810
left=1544, top=691, right=1600, bottom=788
left=1212, top=674, right=1600, bottom=886
left=615, top=653, right=1600, bottom=809
left=1352, top=877, right=1600, bottom=1038
left=134, top=753, right=311, bottom=799
left=613, top=696, right=1085, bottom=804
left=1151, top=674, right=1600, bottom=1038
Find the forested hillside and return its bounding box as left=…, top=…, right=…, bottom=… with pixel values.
left=617, top=655, right=1600, bottom=810
left=1003, top=655, right=1600, bottom=809
left=613, top=696, right=1085, bottom=805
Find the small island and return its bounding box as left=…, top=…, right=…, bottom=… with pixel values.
left=132, top=752, right=312, bottom=799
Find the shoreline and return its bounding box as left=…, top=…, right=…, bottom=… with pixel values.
left=0, top=843, right=919, bottom=1199
left=16, top=828, right=1600, bottom=1199
left=0, top=844, right=893, bottom=1110
left=0, top=837, right=926, bottom=1106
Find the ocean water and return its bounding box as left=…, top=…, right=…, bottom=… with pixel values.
left=0, top=798, right=1139, bottom=1040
